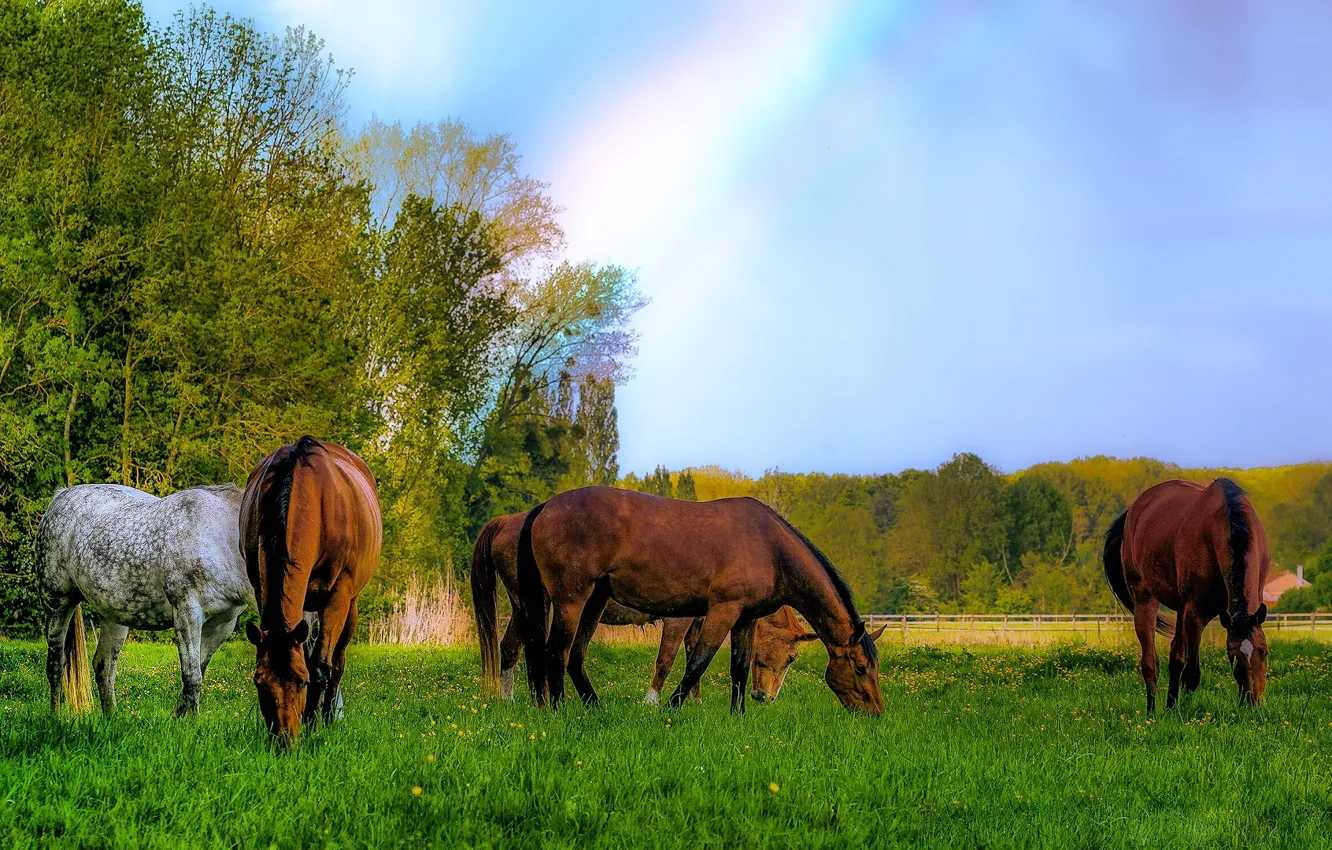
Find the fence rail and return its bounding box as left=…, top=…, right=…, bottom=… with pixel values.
left=848, top=612, right=1332, bottom=643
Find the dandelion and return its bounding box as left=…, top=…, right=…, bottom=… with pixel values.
left=427, top=754, right=436, bottom=762
left=769, top=783, right=780, bottom=793
left=530, top=733, right=536, bottom=740
left=411, top=786, right=423, bottom=796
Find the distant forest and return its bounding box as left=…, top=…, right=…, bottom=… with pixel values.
left=624, top=456, right=1332, bottom=615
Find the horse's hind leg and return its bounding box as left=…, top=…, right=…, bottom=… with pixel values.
left=43, top=597, right=78, bottom=712
left=728, top=617, right=757, bottom=716
left=498, top=607, right=524, bottom=702
left=546, top=597, right=592, bottom=710
left=1133, top=598, right=1161, bottom=714
left=93, top=622, right=129, bottom=714
left=171, top=598, right=205, bottom=717
left=1166, top=609, right=1187, bottom=709
left=646, top=617, right=692, bottom=704
left=568, top=581, right=611, bottom=707
left=669, top=604, right=742, bottom=709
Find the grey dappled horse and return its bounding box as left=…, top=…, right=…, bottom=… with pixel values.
left=35, top=484, right=255, bottom=715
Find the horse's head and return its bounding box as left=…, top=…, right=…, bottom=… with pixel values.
left=1220, top=605, right=1269, bottom=705
left=823, top=624, right=886, bottom=716
left=750, top=615, right=820, bottom=703
left=246, top=619, right=310, bottom=747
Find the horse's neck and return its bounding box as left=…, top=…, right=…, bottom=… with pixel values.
left=262, top=564, right=312, bottom=632
left=786, top=552, right=855, bottom=646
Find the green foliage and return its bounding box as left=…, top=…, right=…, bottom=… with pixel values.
left=675, top=470, right=697, bottom=501
left=0, top=1, right=642, bottom=631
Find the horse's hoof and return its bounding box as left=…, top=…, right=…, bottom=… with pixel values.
left=643, top=689, right=659, bottom=705
left=174, top=704, right=198, bottom=718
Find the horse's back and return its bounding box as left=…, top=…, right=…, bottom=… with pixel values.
left=293, top=441, right=382, bottom=590
left=1124, top=479, right=1262, bottom=605
left=531, top=487, right=783, bottom=616
left=36, top=483, right=249, bottom=626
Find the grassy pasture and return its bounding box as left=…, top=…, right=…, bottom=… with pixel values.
left=2, top=638, right=1332, bottom=848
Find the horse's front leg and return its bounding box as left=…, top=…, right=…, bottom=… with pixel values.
left=669, top=604, right=742, bottom=709
left=728, top=617, right=757, bottom=716
left=323, top=598, right=357, bottom=722
left=171, top=597, right=205, bottom=717
left=44, top=598, right=78, bottom=713
left=306, top=587, right=353, bottom=726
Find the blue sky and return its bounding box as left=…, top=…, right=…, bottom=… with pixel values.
left=141, top=0, right=1332, bottom=476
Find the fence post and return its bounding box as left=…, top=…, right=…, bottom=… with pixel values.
left=1002, top=614, right=1008, bottom=641
left=1314, top=612, right=1318, bottom=636
left=936, top=613, right=941, bottom=633
left=902, top=613, right=908, bottom=641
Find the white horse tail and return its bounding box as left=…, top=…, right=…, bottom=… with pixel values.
left=63, top=605, right=93, bottom=714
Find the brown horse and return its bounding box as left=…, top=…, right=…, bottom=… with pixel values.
left=474, top=513, right=816, bottom=704
left=1104, top=478, right=1270, bottom=713
left=240, top=436, right=382, bottom=746
left=472, top=512, right=702, bottom=703
left=514, top=487, right=885, bottom=715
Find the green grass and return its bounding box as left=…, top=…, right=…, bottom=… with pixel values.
left=3, top=638, right=1332, bottom=849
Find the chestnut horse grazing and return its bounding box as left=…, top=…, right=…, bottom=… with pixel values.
left=1104, top=478, right=1270, bottom=713
left=514, top=487, right=885, bottom=715
left=473, top=513, right=814, bottom=704
left=241, top=437, right=382, bottom=746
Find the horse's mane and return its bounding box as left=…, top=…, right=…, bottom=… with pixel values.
left=747, top=498, right=877, bottom=663
left=1217, top=478, right=1254, bottom=628
left=257, top=436, right=322, bottom=628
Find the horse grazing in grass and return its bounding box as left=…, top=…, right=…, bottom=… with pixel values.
left=1104, top=478, right=1271, bottom=712
left=473, top=513, right=816, bottom=704
left=35, top=484, right=253, bottom=716
left=513, top=487, right=885, bottom=715
left=241, top=437, right=381, bottom=747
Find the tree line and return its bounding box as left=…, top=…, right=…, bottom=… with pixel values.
left=0, top=1, right=643, bottom=632
left=629, top=455, right=1332, bottom=614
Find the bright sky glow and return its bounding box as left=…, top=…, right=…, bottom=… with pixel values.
left=142, top=0, right=1332, bottom=475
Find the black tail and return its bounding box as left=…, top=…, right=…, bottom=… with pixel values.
left=257, top=436, right=320, bottom=623
left=1218, top=478, right=1254, bottom=622
left=470, top=519, right=504, bottom=697
left=1103, top=510, right=1173, bottom=636
left=516, top=502, right=549, bottom=706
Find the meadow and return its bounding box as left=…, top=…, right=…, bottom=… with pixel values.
left=3, top=636, right=1332, bottom=848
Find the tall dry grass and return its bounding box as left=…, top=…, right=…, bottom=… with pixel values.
left=368, top=572, right=472, bottom=646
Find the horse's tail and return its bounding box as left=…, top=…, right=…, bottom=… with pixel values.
left=516, top=502, right=549, bottom=706
left=1103, top=510, right=1173, bottom=637
left=470, top=518, right=505, bottom=697
left=62, top=605, right=93, bottom=714
left=1218, top=478, right=1255, bottom=622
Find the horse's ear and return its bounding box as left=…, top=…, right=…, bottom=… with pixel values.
left=288, top=619, right=310, bottom=646
left=1255, top=604, right=1268, bottom=625
left=797, top=631, right=820, bottom=643
left=246, top=621, right=264, bottom=646
left=1219, top=612, right=1232, bottom=630
left=868, top=624, right=887, bottom=642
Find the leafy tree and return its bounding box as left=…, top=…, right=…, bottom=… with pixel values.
left=676, top=471, right=697, bottom=501
left=1004, top=475, right=1074, bottom=574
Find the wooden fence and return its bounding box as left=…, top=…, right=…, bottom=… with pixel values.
left=849, top=612, right=1332, bottom=645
